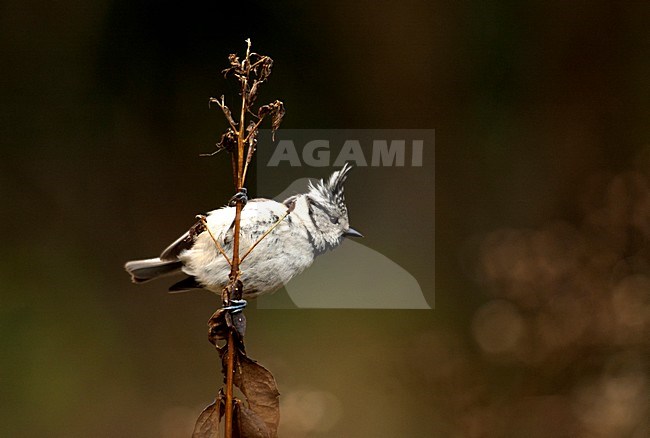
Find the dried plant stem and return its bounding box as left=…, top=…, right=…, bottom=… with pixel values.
left=200, top=39, right=283, bottom=438
left=223, top=329, right=236, bottom=438
left=224, top=200, right=243, bottom=438
left=241, top=116, right=265, bottom=182
left=229, top=198, right=244, bottom=281
left=223, top=38, right=252, bottom=438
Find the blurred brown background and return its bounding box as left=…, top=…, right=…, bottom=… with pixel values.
left=1, top=1, right=649, bottom=437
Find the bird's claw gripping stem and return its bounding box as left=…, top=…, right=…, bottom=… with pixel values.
left=222, top=299, right=247, bottom=314
left=228, top=188, right=248, bottom=207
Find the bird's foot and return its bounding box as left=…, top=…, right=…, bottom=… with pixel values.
left=228, top=188, right=248, bottom=207
left=222, top=299, right=247, bottom=314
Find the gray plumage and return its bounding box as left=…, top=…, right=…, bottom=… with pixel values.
left=124, top=164, right=362, bottom=298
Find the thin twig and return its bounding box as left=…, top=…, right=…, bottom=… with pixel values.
left=242, top=140, right=255, bottom=185
left=231, top=154, right=238, bottom=189
left=240, top=211, right=289, bottom=263
left=198, top=216, right=232, bottom=266
left=243, top=116, right=265, bottom=144
left=199, top=149, right=222, bottom=157
left=237, top=98, right=247, bottom=186
left=241, top=116, right=265, bottom=183
left=224, top=330, right=235, bottom=438
left=249, top=57, right=267, bottom=70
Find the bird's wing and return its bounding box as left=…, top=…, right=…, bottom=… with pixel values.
left=160, top=199, right=291, bottom=261
left=247, top=198, right=272, bottom=203
left=160, top=218, right=207, bottom=261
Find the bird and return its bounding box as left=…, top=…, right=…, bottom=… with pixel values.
left=124, top=163, right=362, bottom=298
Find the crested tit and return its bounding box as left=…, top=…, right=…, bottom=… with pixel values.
left=125, top=164, right=362, bottom=298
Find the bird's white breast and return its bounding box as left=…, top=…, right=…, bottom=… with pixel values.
left=178, top=199, right=316, bottom=297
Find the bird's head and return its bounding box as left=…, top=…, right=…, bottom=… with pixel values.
left=305, top=163, right=363, bottom=249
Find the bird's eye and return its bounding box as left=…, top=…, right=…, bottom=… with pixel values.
left=330, top=216, right=339, bottom=224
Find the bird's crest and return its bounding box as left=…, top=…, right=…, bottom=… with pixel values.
left=308, top=163, right=353, bottom=212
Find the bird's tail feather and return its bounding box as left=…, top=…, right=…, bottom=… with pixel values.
left=124, top=258, right=182, bottom=283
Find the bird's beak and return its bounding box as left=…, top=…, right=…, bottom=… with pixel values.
left=344, top=227, right=364, bottom=238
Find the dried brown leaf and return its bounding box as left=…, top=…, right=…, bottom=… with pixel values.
left=192, top=398, right=224, bottom=438
left=229, top=54, right=241, bottom=67
left=208, top=309, right=247, bottom=349
left=233, top=400, right=272, bottom=438
left=209, top=95, right=237, bottom=128
left=250, top=54, right=273, bottom=83
left=231, top=312, right=247, bottom=341
left=218, top=351, right=279, bottom=436
left=233, top=354, right=280, bottom=437
left=208, top=308, right=228, bottom=345
left=256, top=100, right=285, bottom=140
left=201, top=129, right=237, bottom=157
left=270, top=101, right=285, bottom=139
left=218, top=129, right=238, bottom=153
left=248, top=80, right=260, bottom=106
left=259, top=60, right=272, bottom=81
left=222, top=54, right=242, bottom=77
left=222, top=107, right=236, bottom=128
left=257, top=105, right=269, bottom=118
